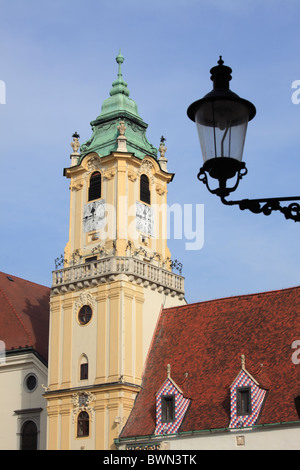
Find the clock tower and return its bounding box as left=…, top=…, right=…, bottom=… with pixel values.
left=45, top=52, right=185, bottom=450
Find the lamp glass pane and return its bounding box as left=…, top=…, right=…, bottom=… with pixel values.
left=195, top=100, right=249, bottom=162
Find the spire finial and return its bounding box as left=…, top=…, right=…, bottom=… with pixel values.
left=218, top=55, right=224, bottom=66
left=241, top=354, right=246, bottom=369
left=167, top=364, right=171, bottom=378
left=116, top=49, right=124, bottom=77
left=110, top=50, right=130, bottom=98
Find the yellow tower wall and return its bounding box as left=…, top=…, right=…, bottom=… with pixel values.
left=45, top=151, right=185, bottom=449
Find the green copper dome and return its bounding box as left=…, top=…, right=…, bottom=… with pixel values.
left=79, top=52, right=158, bottom=160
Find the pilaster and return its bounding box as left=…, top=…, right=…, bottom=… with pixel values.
left=61, top=294, right=73, bottom=389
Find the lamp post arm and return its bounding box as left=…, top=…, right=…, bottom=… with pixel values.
left=220, top=195, right=300, bottom=222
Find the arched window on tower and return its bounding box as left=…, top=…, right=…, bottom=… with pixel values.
left=140, top=174, right=150, bottom=205
left=88, top=171, right=102, bottom=201
left=77, top=411, right=90, bottom=437
left=20, top=420, right=38, bottom=450
left=79, top=354, right=89, bottom=380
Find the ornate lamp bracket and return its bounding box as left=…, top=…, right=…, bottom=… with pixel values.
left=222, top=195, right=300, bottom=222
left=198, top=163, right=300, bottom=222
left=197, top=161, right=248, bottom=198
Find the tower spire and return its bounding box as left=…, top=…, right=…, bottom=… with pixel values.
left=79, top=51, right=158, bottom=160
left=110, top=50, right=130, bottom=97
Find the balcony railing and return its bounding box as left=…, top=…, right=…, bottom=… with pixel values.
left=52, top=256, right=184, bottom=294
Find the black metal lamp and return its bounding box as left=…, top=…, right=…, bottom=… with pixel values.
left=187, top=57, right=300, bottom=222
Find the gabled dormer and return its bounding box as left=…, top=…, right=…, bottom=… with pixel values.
left=155, top=364, right=190, bottom=435
left=229, top=355, right=268, bottom=429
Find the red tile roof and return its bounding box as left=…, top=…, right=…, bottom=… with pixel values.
left=0, top=272, right=50, bottom=362
left=121, top=286, right=300, bottom=438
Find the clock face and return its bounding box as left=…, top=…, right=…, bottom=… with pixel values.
left=83, top=200, right=106, bottom=233
left=136, top=201, right=154, bottom=237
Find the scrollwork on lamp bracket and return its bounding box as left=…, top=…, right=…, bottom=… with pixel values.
left=221, top=195, right=300, bottom=222
left=197, top=162, right=248, bottom=198
left=198, top=163, right=300, bottom=222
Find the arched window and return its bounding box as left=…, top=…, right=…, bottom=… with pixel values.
left=80, top=355, right=89, bottom=380
left=20, top=420, right=38, bottom=450
left=88, top=171, right=101, bottom=201
left=77, top=411, right=89, bottom=437
left=140, top=174, right=150, bottom=205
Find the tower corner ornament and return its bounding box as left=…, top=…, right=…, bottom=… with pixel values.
left=71, top=132, right=80, bottom=155
left=117, top=120, right=126, bottom=136
left=158, top=136, right=167, bottom=159
left=117, top=119, right=127, bottom=151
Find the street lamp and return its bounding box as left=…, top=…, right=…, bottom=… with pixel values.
left=187, top=57, right=300, bottom=222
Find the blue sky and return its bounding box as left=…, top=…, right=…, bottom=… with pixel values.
left=0, top=0, right=300, bottom=303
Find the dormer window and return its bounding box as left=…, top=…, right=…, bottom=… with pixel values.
left=161, top=395, right=175, bottom=423
left=229, top=355, right=267, bottom=429
left=237, top=387, right=251, bottom=416
left=88, top=171, right=101, bottom=201
left=140, top=174, right=150, bottom=205
left=155, top=364, right=190, bottom=435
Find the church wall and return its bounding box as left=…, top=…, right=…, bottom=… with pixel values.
left=0, top=352, right=47, bottom=450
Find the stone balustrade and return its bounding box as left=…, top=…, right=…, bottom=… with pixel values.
left=51, top=256, right=184, bottom=296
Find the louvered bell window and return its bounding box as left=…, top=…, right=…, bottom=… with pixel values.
left=88, top=171, right=101, bottom=201
left=140, top=174, right=150, bottom=205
